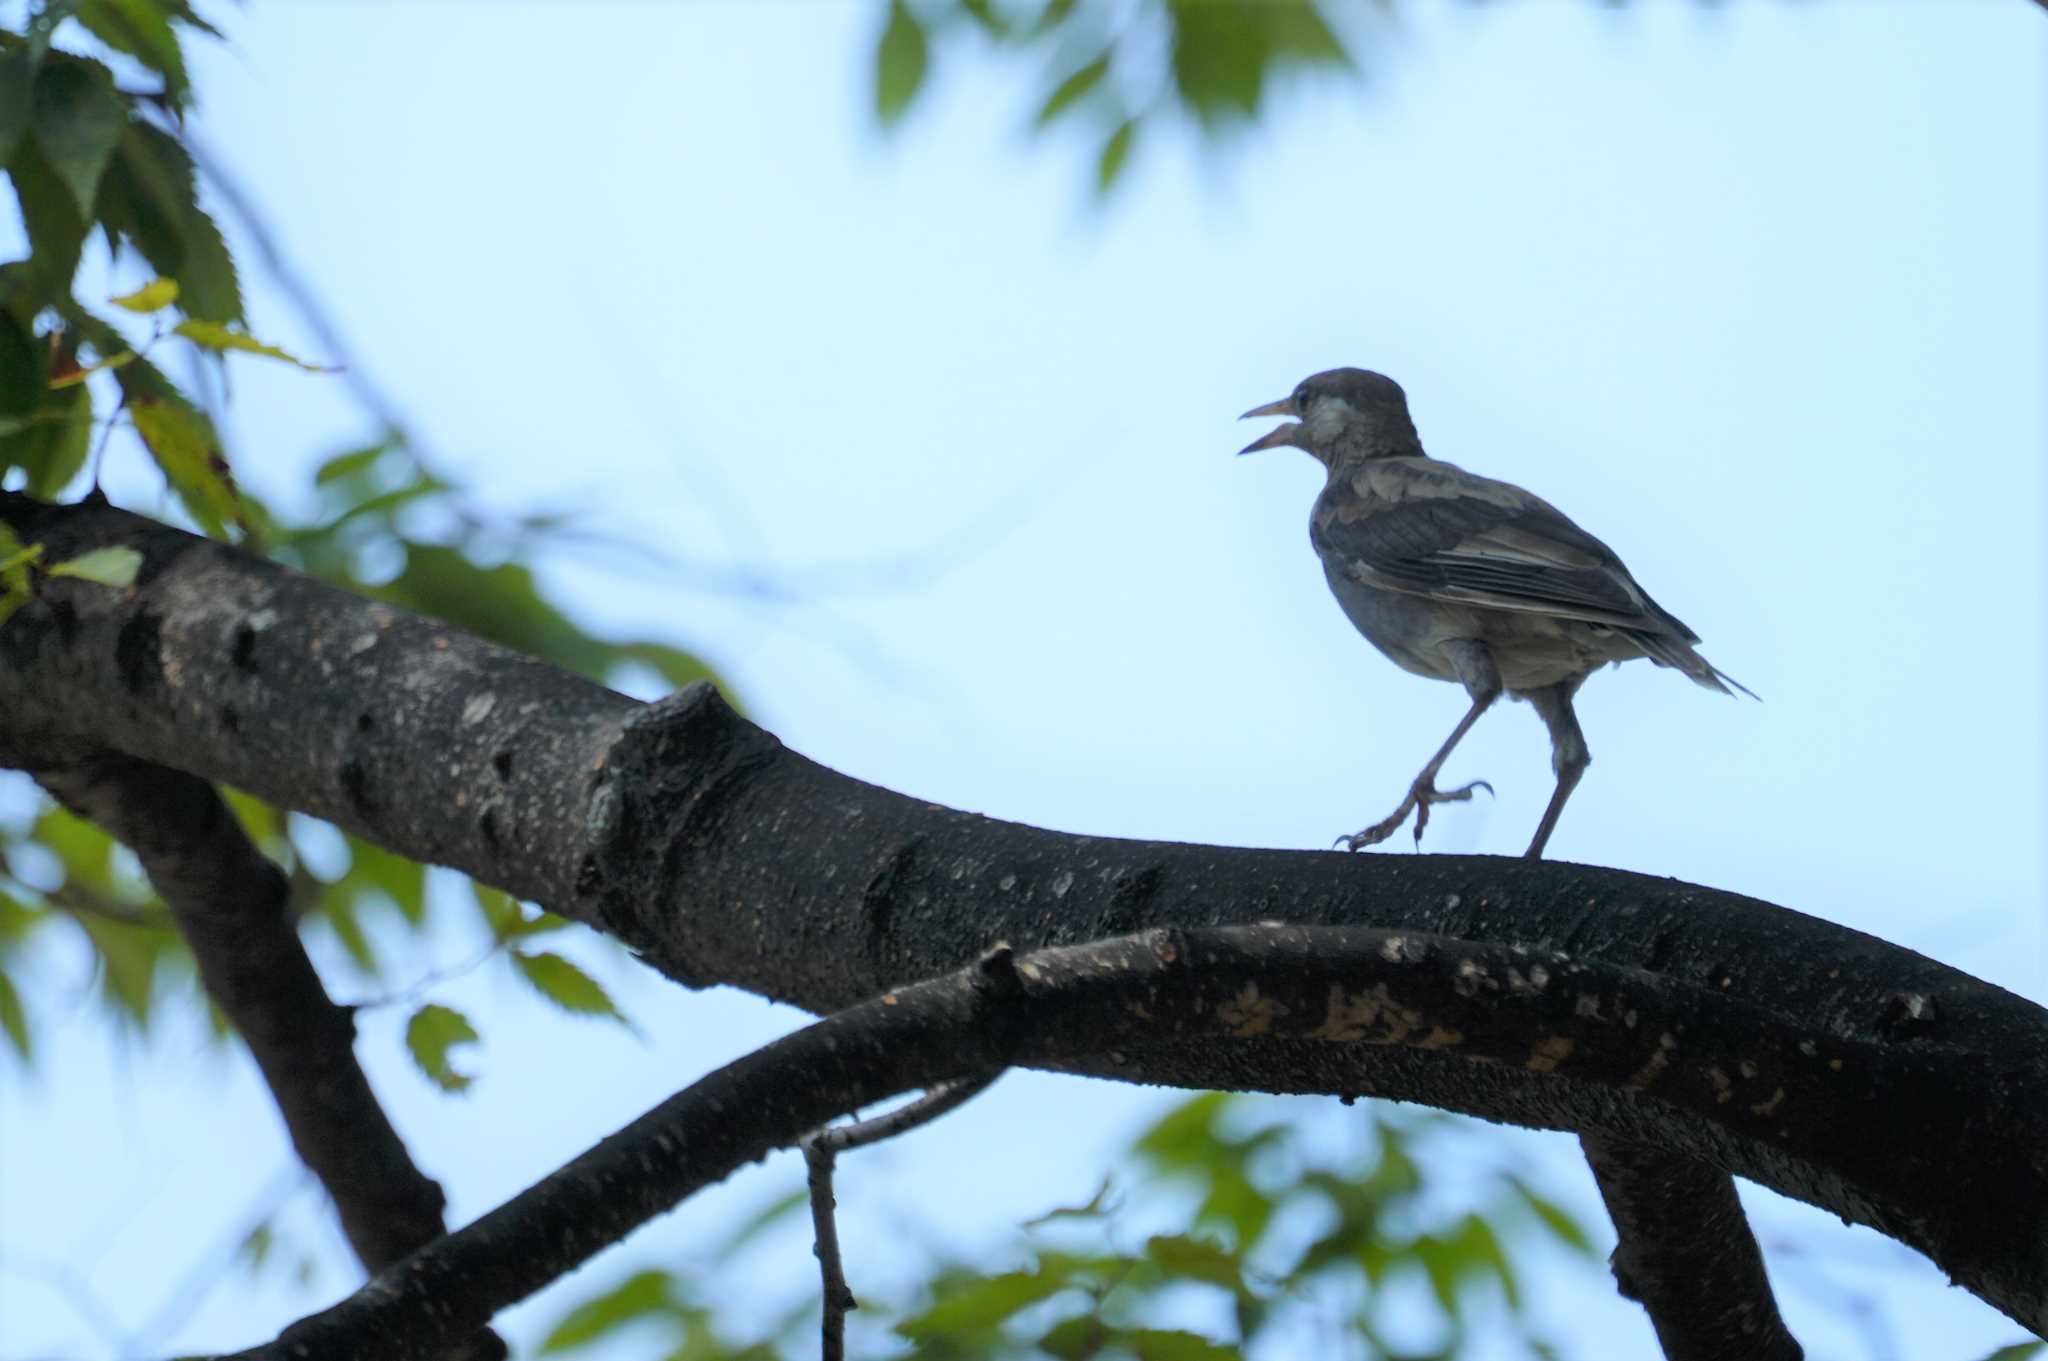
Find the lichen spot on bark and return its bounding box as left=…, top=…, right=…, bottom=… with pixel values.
left=1217, top=982, right=1287, bottom=1036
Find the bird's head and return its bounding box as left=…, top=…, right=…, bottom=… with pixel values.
left=1238, top=368, right=1421, bottom=463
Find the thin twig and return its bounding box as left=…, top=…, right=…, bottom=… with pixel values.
left=801, top=1074, right=1001, bottom=1361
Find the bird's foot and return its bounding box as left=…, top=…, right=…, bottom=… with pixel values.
left=1335, top=777, right=1493, bottom=852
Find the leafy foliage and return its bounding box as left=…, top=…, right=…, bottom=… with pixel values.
left=535, top=1093, right=1602, bottom=1361
left=867, top=0, right=1357, bottom=192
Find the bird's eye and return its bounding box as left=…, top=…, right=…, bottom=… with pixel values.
left=1293, top=387, right=1311, bottom=411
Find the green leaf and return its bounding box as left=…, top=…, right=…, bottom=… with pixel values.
left=125, top=391, right=244, bottom=538
left=1132, top=1091, right=1230, bottom=1166
left=7, top=135, right=91, bottom=296
left=47, top=544, right=141, bottom=587
left=0, top=49, right=38, bottom=166
left=1977, top=1345, right=2047, bottom=1361
left=875, top=0, right=929, bottom=126
left=110, top=276, right=180, bottom=312
left=404, top=1003, right=479, bottom=1092
left=1037, top=1315, right=1109, bottom=1361
left=897, top=1267, right=1072, bottom=1338
left=541, top=1269, right=682, bottom=1352
left=30, top=58, right=127, bottom=215
left=1096, top=117, right=1137, bottom=194
left=0, top=523, right=41, bottom=627
left=1035, top=52, right=1110, bottom=128
left=312, top=440, right=394, bottom=486
left=511, top=949, right=625, bottom=1024
left=344, top=836, right=427, bottom=926
left=0, top=308, right=44, bottom=418
left=1144, top=1233, right=1240, bottom=1288
left=76, top=0, right=191, bottom=102
left=97, top=123, right=243, bottom=323
left=172, top=319, right=334, bottom=371
left=1167, top=0, right=1269, bottom=127
left=1508, top=1175, right=1596, bottom=1257
left=1126, top=1329, right=1237, bottom=1361
left=707, top=1187, right=810, bottom=1260
left=0, top=965, right=30, bottom=1060
left=1, top=378, right=93, bottom=499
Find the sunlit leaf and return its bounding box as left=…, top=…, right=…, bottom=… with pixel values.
left=511, top=949, right=626, bottom=1025
left=47, top=545, right=141, bottom=588
left=541, top=1269, right=682, bottom=1352
left=875, top=0, right=929, bottom=126
left=30, top=58, right=127, bottom=215
left=125, top=393, right=244, bottom=539
left=110, top=276, right=180, bottom=313
left=173, top=319, right=334, bottom=371
left=403, top=1002, right=478, bottom=1092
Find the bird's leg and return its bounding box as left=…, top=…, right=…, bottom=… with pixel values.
left=1521, top=680, right=1590, bottom=859
left=1340, top=642, right=1500, bottom=852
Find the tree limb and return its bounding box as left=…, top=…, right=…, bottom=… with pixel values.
left=3, top=493, right=2045, bottom=1338
left=222, top=924, right=2031, bottom=1359
left=27, top=748, right=504, bottom=1361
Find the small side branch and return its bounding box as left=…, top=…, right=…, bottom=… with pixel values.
left=803, top=1075, right=1001, bottom=1361
left=31, top=751, right=505, bottom=1361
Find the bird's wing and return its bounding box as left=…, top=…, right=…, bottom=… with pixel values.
left=1312, top=459, right=1697, bottom=639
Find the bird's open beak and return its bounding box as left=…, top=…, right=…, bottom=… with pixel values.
left=1237, top=396, right=1302, bottom=455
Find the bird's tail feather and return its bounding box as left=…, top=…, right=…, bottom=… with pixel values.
left=1630, top=631, right=1758, bottom=700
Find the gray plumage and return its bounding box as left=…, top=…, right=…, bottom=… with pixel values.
left=1240, top=367, right=1747, bottom=858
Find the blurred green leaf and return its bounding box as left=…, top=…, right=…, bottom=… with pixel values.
left=707, top=1186, right=809, bottom=1260
left=1978, top=1345, right=2047, bottom=1361
left=75, top=910, right=179, bottom=1025
left=1126, top=1328, right=1237, bottom=1361
left=0, top=308, right=41, bottom=417
left=875, top=0, right=929, bottom=126
left=173, top=318, right=334, bottom=371
left=47, top=544, right=141, bottom=587
left=312, top=440, right=394, bottom=486
left=541, top=1269, right=682, bottom=1352
left=1096, top=117, right=1136, bottom=193
left=126, top=392, right=243, bottom=538
left=511, top=949, right=625, bottom=1024
left=110, top=275, right=179, bottom=312
left=344, top=835, right=427, bottom=926
left=76, top=0, right=191, bottom=101
left=404, top=1003, right=478, bottom=1092
left=614, top=641, right=717, bottom=694
left=8, top=134, right=91, bottom=295
left=0, top=964, right=29, bottom=1059
left=0, top=49, right=37, bottom=165
left=1508, top=1175, right=1596, bottom=1257
left=897, top=1265, right=1072, bottom=1337
left=1036, top=51, right=1110, bottom=127
left=1144, top=1233, right=1239, bottom=1288
left=96, top=122, right=243, bottom=323
left=1, top=378, right=93, bottom=498
left=30, top=56, right=126, bottom=215
left=1037, top=1313, right=1109, bottom=1361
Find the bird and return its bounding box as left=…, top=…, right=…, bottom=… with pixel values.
left=1239, top=366, right=1748, bottom=859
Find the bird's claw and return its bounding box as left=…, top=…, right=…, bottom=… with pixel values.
left=1336, top=777, right=1493, bottom=853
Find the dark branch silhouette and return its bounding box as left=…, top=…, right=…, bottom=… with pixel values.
left=3, top=492, right=2045, bottom=1353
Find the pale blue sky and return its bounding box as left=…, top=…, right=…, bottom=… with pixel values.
left=3, top=3, right=2044, bottom=1359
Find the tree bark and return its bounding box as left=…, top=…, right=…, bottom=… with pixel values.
left=3, top=493, right=2044, bottom=1341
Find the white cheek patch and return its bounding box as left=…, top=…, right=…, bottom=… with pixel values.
left=1307, top=398, right=1356, bottom=445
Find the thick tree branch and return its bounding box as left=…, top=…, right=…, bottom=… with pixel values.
left=224, top=924, right=2026, bottom=1359
left=3, top=494, right=2046, bottom=1338
left=26, top=750, right=504, bottom=1361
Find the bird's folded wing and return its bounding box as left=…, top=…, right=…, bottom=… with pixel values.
left=1313, top=462, right=1696, bottom=639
